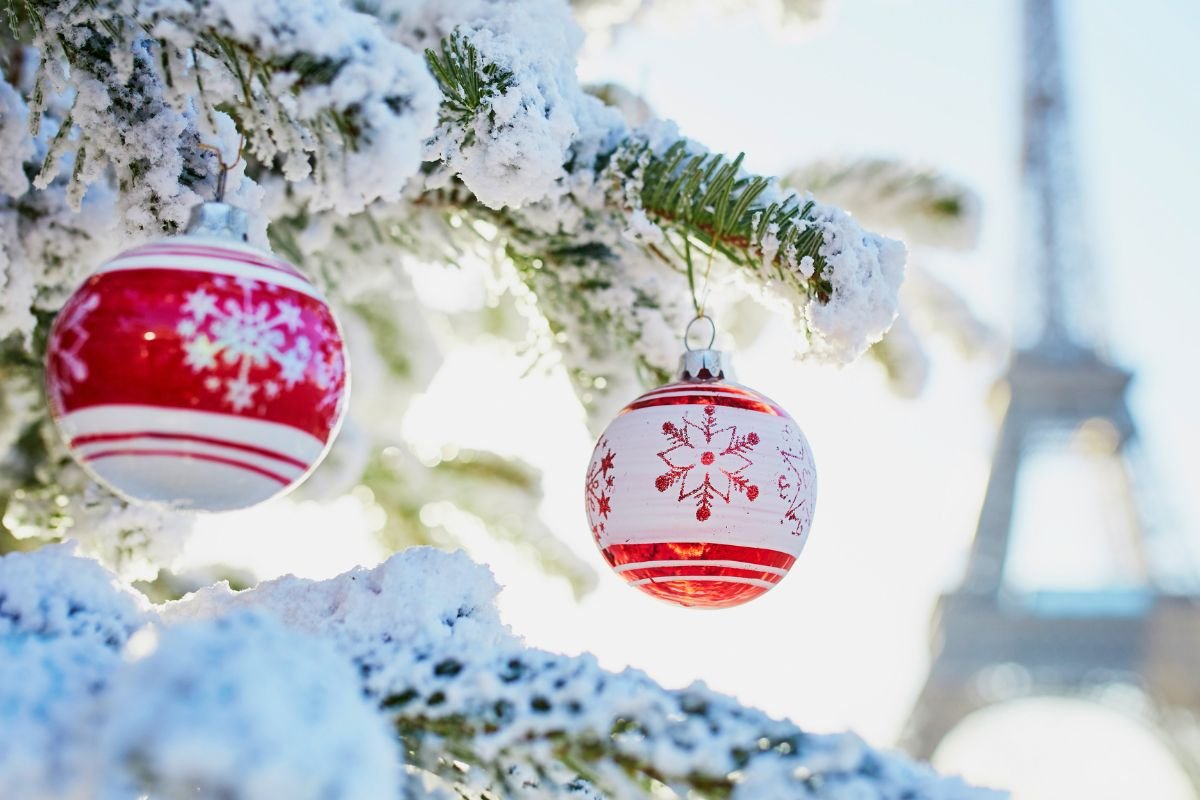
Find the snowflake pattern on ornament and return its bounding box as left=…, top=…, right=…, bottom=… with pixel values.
left=312, top=333, right=346, bottom=414
left=177, top=277, right=312, bottom=412
left=47, top=290, right=101, bottom=410
left=655, top=405, right=760, bottom=522
left=585, top=438, right=616, bottom=543
left=777, top=424, right=815, bottom=536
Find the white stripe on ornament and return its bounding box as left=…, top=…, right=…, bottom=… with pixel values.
left=614, top=559, right=789, bottom=576
left=98, top=255, right=323, bottom=300
left=71, top=435, right=308, bottom=478
left=57, top=405, right=326, bottom=463
left=628, top=575, right=777, bottom=589
left=150, top=234, right=296, bottom=263
left=85, top=451, right=290, bottom=499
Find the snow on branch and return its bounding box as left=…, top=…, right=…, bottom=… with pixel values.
left=609, top=134, right=908, bottom=364
left=2, top=0, right=912, bottom=582
left=420, top=26, right=906, bottom=378
left=159, top=547, right=995, bottom=800
left=0, top=544, right=998, bottom=798
left=0, top=541, right=999, bottom=800
left=97, top=611, right=398, bottom=799
left=2, top=0, right=909, bottom=376
left=0, top=543, right=148, bottom=798
left=0, top=545, right=401, bottom=799
left=781, top=159, right=992, bottom=395
left=22, top=0, right=439, bottom=218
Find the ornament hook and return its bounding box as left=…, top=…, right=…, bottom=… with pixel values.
left=684, top=314, right=717, bottom=352
left=678, top=314, right=733, bottom=382
left=196, top=136, right=245, bottom=202
left=188, top=137, right=249, bottom=242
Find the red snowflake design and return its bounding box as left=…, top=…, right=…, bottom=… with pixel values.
left=777, top=424, right=815, bottom=535
left=655, top=404, right=760, bottom=522
left=585, top=438, right=616, bottom=543
left=46, top=289, right=101, bottom=412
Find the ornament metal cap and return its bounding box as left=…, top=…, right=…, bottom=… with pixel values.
left=186, top=201, right=249, bottom=242
left=678, top=314, right=735, bottom=382
left=188, top=137, right=248, bottom=241
left=677, top=348, right=735, bottom=382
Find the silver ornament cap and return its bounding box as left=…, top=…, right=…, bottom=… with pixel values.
left=677, top=348, right=736, bottom=382
left=186, top=201, right=249, bottom=242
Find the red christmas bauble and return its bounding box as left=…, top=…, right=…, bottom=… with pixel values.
left=585, top=378, right=816, bottom=608
left=45, top=230, right=349, bottom=511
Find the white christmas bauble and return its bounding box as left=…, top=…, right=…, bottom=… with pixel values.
left=45, top=207, right=349, bottom=512
left=585, top=375, right=816, bottom=608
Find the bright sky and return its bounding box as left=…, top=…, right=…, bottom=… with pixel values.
left=186, top=2, right=1200, bottom=798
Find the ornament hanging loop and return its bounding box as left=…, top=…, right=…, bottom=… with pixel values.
left=684, top=314, right=717, bottom=352
left=196, top=136, right=244, bottom=203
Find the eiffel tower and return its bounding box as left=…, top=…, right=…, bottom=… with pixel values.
left=901, top=0, right=1200, bottom=787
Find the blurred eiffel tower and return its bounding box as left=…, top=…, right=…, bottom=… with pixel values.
left=901, top=0, right=1200, bottom=786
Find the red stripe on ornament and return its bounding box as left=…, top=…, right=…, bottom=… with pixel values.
left=83, top=448, right=293, bottom=485
left=125, top=244, right=306, bottom=278
left=601, top=542, right=795, bottom=570
left=617, top=564, right=785, bottom=583
left=70, top=431, right=310, bottom=470
left=622, top=382, right=788, bottom=416
left=631, top=577, right=774, bottom=608
left=624, top=393, right=786, bottom=415
left=639, top=382, right=750, bottom=397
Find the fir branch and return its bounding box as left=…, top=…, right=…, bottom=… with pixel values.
left=506, top=242, right=674, bottom=392
left=379, top=648, right=950, bottom=799
left=417, top=30, right=838, bottom=308
left=22, top=0, right=438, bottom=215
left=617, top=140, right=834, bottom=303
left=4, top=2, right=18, bottom=38
left=424, top=31, right=514, bottom=125
left=3, top=0, right=42, bottom=38
left=417, top=31, right=878, bottom=339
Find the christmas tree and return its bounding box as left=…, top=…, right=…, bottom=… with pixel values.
left=0, top=0, right=994, bottom=797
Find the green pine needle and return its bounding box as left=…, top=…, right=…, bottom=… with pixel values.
left=626, top=141, right=834, bottom=303
left=424, top=31, right=514, bottom=125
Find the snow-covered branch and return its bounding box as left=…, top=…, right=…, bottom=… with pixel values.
left=21, top=0, right=439, bottom=216
left=420, top=26, right=907, bottom=371
left=2, top=0, right=908, bottom=602
left=0, top=544, right=998, bottom=799
left=782, top=158, right=995, bottom=395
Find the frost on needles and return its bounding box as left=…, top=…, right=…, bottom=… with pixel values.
left=0, top=0, right=908, bottom=570
left=2, top=0, right=904, bottom=403
left=0, top=545, right=1000, bottom=799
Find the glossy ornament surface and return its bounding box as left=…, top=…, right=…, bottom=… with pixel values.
left=586, top=375, right=816, bottom=608
left=45, top=230, right=348, bottom=511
